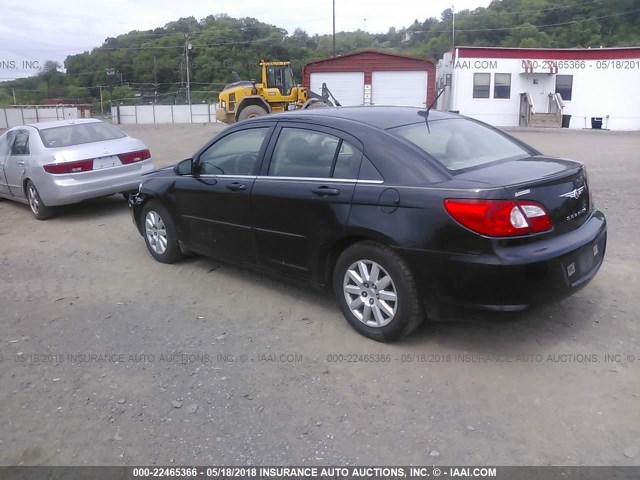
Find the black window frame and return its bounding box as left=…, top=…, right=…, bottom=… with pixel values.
left=555, top=75, right=573, bottom=101
left=493, top=73, right=511, bottom=99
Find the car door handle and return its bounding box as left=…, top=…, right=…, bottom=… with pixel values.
left=227, top=182, right=247, bottom=191
left=18, top=161, right=25, bottom=166
left=312, top=186, right=340, bottom=196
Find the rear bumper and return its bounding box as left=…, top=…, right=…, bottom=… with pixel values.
left=38, top=161, right=155, bottom=206
left=403, top=210, right=607, bottom=310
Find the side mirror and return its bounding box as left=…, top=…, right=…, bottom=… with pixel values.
left=175, top=158, right=194, bottom=175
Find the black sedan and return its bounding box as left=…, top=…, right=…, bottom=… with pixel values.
left=129, top=107, right=606, bottom=341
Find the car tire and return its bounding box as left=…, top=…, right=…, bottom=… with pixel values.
left=237, top=105, right=268, bottom=121
left=141, top=201, right=184, bottom=264
left=333, top=241, right=424, bottom=342
left=26, top=180, right=54, bottom=220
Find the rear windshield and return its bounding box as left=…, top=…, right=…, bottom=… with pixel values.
left=39, top=122, right=126, bottom=148
left=390, top=118, right=529, bottom=172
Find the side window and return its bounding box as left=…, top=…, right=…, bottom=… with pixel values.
left=266, top=67, right=293, bottom=95
left=493, top=73, right=511, bottom=99
left=473, top=73, right=490, bottom=99
left=333, top=142, right=359, bottom=179
left=197, top=127, right=268, bottom=176
left=268, top=127, right=359, bottom=179
left=555, top=75, right=573, bottom=101
left=11, top=130, right=30, bottom=155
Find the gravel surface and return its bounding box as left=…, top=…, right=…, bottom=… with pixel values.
left=0, top=123, right=638, bottom=466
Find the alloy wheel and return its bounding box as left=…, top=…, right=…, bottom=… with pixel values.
left=343, top=259, right=398, bottom=327
left=145, top=210, right=168, bottom=255
left=28, top=185, right=40, bottom=215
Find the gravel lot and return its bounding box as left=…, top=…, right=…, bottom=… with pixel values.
left=0, top=122, right=638, bottom=466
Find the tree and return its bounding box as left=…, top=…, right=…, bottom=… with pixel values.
left=110, top=85, right=134, bottom=102
left=39, top=60, right=62, bottom=95
left=3, top=1, right=637, bottom=104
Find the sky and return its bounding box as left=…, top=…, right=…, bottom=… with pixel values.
left=0, top=0, right=491, bottom=80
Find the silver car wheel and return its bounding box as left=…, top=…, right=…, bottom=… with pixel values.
left=343, top=259, right=398, bottom=328
left=28, top=184, right=40, bottom=215
left=145, top=210, right=168, bottom=255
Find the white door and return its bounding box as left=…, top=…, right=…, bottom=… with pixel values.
left=372, top=71, right=428, bottom=107
left=310, top=72, right=364, bottom=106
left=530, top=74, right=549, bottom=113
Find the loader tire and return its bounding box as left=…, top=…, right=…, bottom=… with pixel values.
left=237, top=105, right=268, bottom=121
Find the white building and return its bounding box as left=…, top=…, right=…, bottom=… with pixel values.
left=436, top=46, right=640, bottom=130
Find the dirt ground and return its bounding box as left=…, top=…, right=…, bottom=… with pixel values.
left=0, top=122, right=638, bottom=466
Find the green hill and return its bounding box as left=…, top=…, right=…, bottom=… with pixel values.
left=1, top=0, right=638, bottom=108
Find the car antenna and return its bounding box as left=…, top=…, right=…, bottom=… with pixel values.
left=418, top=88, right=446, bottom=133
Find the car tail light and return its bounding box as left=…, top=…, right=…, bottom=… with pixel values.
left=43, top=159, right=94, bottom=174
left=118, top=149, right=150, bottom=164
left=444, top=199, right=552, bottom=237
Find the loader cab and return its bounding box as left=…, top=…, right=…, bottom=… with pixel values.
left=261, top=61, right=296, bottom=98
left=266, top=65, right=294, bottom=95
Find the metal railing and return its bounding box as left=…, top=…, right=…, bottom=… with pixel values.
left=548, top=92, right=564, bottom=127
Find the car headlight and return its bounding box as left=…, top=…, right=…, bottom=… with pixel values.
left=220, top=100, right=226, bottom=109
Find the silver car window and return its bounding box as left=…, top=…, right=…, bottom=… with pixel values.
left=39, top=122, right=126, bottom=148
left=10, top=130, right=30, bottom=155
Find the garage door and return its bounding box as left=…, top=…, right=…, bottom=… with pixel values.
left=310, top=72, right=364, bottom=106
left=372, top=71, right=428, bottom=107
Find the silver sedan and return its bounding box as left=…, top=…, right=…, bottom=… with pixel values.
left=0, top=118, right=154, bottom=219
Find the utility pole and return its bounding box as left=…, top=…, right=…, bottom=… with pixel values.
left=153, top=56, right=159, bottom=104
left=12, top=88, right=17, bottom=105
left=184, top=33, right=192, bottom=122
left=106, top=68, right=115, bottom=104
left=99, top=85, right=104, bottom=115
left=452, top=5, right=456, bottom=49
left=332, top=0, right=336, bottom=57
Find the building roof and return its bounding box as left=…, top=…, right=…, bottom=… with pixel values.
left=304, top=49, right=435, bottom=68
left=452, top=45, right=640, bottom=60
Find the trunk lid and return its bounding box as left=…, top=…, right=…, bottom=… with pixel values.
left=55, top=137, right=149, bottom=180
left=457, top=156, right=592, bottom=236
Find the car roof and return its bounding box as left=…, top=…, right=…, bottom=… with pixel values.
left=25, top=118, right=104, bottom=130
left=267, top=106, right=457, bottom=130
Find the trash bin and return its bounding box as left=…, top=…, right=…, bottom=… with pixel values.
left=562, top=114, right=571, bottom=128
left=591, top=117, right=603, bottom=129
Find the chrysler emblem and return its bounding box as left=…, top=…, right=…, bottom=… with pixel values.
left=559, top=186, right=586, bottom=200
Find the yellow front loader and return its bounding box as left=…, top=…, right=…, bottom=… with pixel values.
left=215, top=60, right=340, bottom=124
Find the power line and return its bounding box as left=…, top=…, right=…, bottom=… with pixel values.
left=404, top=8, right=638, bottom=36
left=454, top=0, right=607, bottom=18
left=455, top=9, right=640, bottom=32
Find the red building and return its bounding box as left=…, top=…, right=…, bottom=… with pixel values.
left=302, top=50, right=436, bottom=108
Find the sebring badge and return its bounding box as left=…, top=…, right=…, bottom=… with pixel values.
left=559, top=185, right=586, bottom=200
